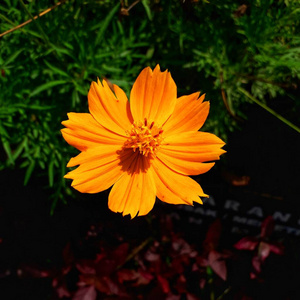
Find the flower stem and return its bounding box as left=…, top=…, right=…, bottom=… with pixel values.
left=238, top=87, right=300, bottom=134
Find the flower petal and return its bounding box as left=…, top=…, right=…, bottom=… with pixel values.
left=157, top=151, right=215, bottom=176
left=163, top=92, right=209, bottom=135
left=66, top=145, right=119, bottom=168
left=162, top=131, right=226, bottom=161
left=88, top=79, right=133, bottom=135
left=130, top=65, right=177, bottom=126
left=64, top=145, right=128, bottom=193
left=61, top=113, right=125, bottom=151
left=157, top=131, right=225, bottom=175
left=108, top=156, right=156, bottom=218
left=152, top=157, right=206, bottom=205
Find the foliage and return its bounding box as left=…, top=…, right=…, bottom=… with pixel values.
left=0, top=0, right=299, bottom=208
left=1, top=213, right=286, bottom=299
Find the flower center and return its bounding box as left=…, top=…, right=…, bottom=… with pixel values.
left=124, top=118, right=163, bottom=157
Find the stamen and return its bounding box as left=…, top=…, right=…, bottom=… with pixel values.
left=124, top=119, right=163, bottom=157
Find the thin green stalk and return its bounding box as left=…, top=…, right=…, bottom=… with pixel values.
left=116, top=237, right=153, bottom=270
left=216, top=286, right=232, bottom=300
left=238, top=87, right=300, bottom=134
left=0, top=13, right=18, bottom=27
left=207, top=266, right=215, bottom=300
left=18, top=0, right=50, bottom=46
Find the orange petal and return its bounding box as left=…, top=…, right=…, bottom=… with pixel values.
left=157, top=151, right=215, bottom=176
left=67, top=160, right=122, bottom=194
left=162, top=131, right=226, bottom=160
left=61, top=113, right=126, bottom=151
left=108, top=156, right=156, bottom=218
left=157, top=131, right=225, bottom=175
left=130, top=65, right=177, bottom=126
left=66, top=144, right=122, bottom=168
left=163, top=92, right=209, bottom=135
left=88, top=79, right=133, bottom=135
left=64, top=145, right=125, bottom=193
left=152, top=158, right=206, bottom=205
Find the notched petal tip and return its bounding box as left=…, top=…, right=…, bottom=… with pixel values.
left=220, top=149, right=227, bottom=155
left=64, top=172, right=73, bottom=179
left=154, top=64, right=160, bottom=70
left=193, top=197, right=204, bottom=205
left=66, top=157, right=79, bottom=168
left=122, top=211, right=138, bottom=219
left=130, top=64, right=177, bottom=126
left=197, top=92, right=206, bottom=103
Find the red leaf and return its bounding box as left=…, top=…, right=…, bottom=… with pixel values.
left=166, top=294, right=181, bottom=300
left=112, top=243, right=129, bottom=266
left=62, top=242, right=75, bottom=266
left=199, top=278, right=206, bottom=289
left=95, top=258, right=117, bottom=276
left=171, top=255, right=189, bottom=274
left=196, top=256, right=208, bottom=267
left=251, top=256, right=261, bottom=274
left=187, top=293, right=200, bottom=300
left=234, top=237, right=258, bottom=251
left=94, top=253, right=106, bottom=263
left=76, top=261, right=96, bottom=275
left=53, top=278, right=71, bottom=299
left=261, top=216, right=274, bottom=238
left=175, top=274, right=187, bottom=294
left=72, top=286, right=97, bottom=300
left=145, top=250, right=160, bottom=262
left=208, top=250, right=227, bottom=281
left=80, top=274, right=120, bottom=295
left=203, top=219, right=222, bottom=252
left=79, top=274, right=97, bottom=286
left=117, top=269, right=138, bottom=283
left=134, top=269, right=154, bottom=286
left=157, top=275, right=170, bottom=294
left=269, top=243, right=284, bottom=255
left=98, top=276, right=120, bottom=295
left=18, top=264, right=51, bottom=278
left=172, top=237, right=195, bottom=257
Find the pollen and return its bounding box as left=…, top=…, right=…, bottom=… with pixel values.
left=124, top=118, right=163, bottom=157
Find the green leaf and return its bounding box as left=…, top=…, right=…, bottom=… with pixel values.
left=95, top=3, right=120, bottom=45
left=24, top=160, right=35, bottom=186
left=14, top=103, right=55, bottom=110
left=29, top=80, right=67, bottom=98
left=11, top=137, right=27, bottom=161
left=44, top=60, right=70, bottom=78
left=48, top=156, right=54, bottom=187
left=2, top=48, right=23, bottom=67
left=71, top=89, right=80, bottom=107
left=49, top=43, right=75, bottom=59
left=141, top=0, right=152, bottom=21
left=2, top=140, right=14, bottom=165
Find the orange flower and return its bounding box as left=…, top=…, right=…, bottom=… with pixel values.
left=62, top=65, right=225, bottom=218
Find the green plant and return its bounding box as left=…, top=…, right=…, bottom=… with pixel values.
left=1, top=0, right=299, bottom=211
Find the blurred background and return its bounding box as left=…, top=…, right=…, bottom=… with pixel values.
left=0, top=0, right=300, bottom=299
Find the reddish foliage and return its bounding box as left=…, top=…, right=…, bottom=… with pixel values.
left=234, top=216, right=284, bottom=279
left=7, top=214, right=286, bottom=299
